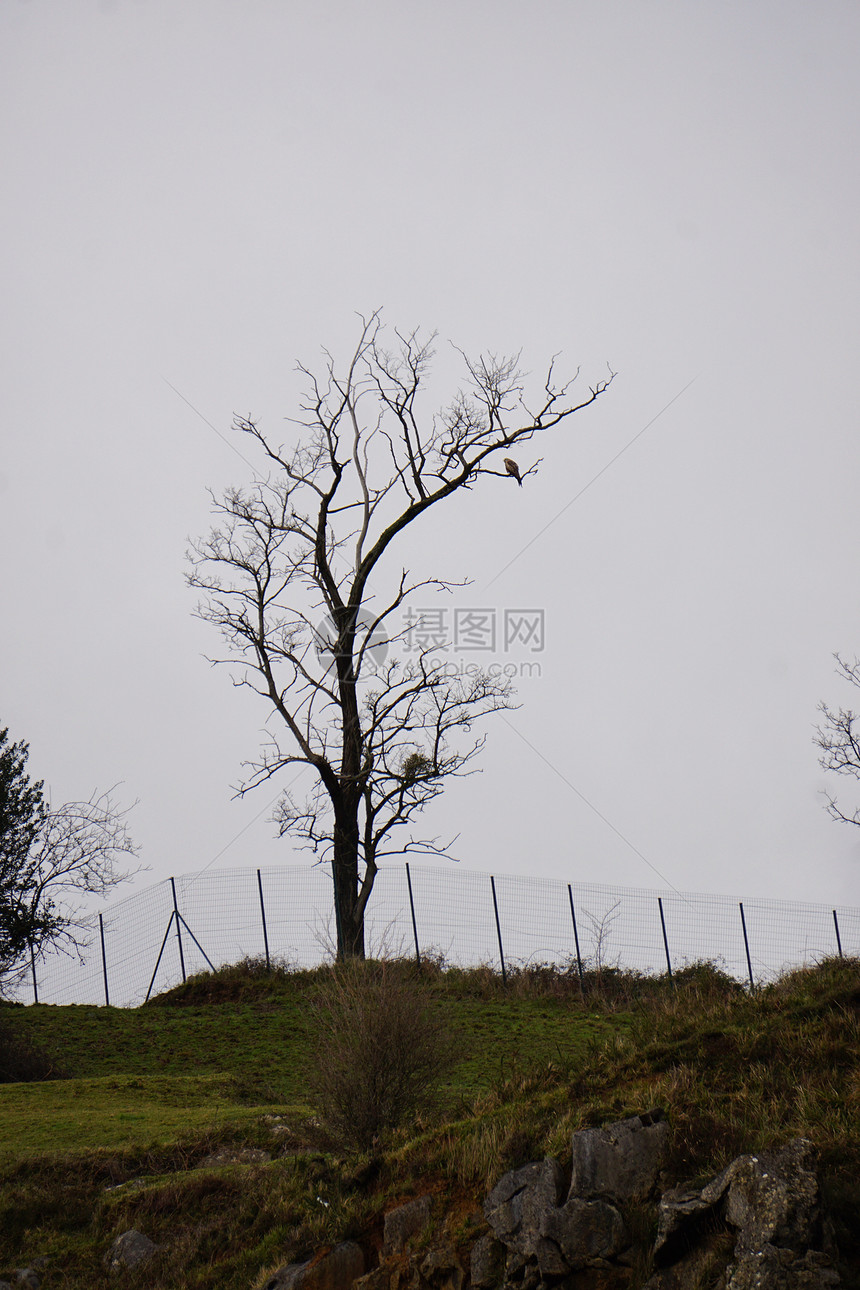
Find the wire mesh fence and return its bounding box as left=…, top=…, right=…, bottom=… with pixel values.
left=6, top=863, right=858, bottom=1008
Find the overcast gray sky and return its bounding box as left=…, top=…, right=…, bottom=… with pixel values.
left=2, top=0, right=859, bottom=914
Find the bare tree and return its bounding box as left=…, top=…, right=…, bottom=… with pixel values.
left=815, top=653, right=860, bottom=827
left=1, top=725, right=140, bottom=985
left=189, top=313, right=614, bottom=957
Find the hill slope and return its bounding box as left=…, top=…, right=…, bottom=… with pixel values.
left=1, top=957, right=858, bottom=1288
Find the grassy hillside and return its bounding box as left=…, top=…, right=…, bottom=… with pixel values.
left=1, top=957, right=858, bottom=1289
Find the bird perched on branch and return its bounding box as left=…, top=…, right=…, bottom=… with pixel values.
left=504, top=458, right=523, bottom=486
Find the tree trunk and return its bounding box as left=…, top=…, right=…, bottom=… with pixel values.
left=332, top=804, right=365, bottom=959
left=332, top=614, right=367, bottom=959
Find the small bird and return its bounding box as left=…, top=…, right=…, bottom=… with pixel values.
left=504, top=458, right=523, bottom=486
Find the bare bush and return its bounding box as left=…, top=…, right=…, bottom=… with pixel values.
left=307, top=961, right=457, bottom=1149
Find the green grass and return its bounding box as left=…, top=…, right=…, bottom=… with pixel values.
left=7, top=995, right=314, bottom=1080
left=0, top=956, right=858, bottom=1289
left=0, top=1072, right=299, bottom=1161
left=3, top=967, right=617, bottom=1129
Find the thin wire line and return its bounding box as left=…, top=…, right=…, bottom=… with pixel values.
left=501, top=714, right=683, bottom=895
left=162, top=375, right=305, bottom=886
left=485, top=375, right=698, bottom=589
left=162, top=376, right=257, bottom=470
left=182, top=757, right=315, bottom=890
left=188, top=791, right=283, bottom=882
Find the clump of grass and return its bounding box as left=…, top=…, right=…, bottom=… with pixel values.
left=417, top=956, right=742, bottom=1012
left=145, top=955, right=300, bottom=1006
left=766, top=954, right=860, bottom=1011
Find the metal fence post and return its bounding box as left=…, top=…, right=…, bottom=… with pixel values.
left=146, top=910, right=177, bottom=1002
left=405, top=862, right=421, bottom=966
left=739, top=902, right=755, bottom=991
left=257, top=870, right=271, bottom=970
left=174, top=914, right=215, bottom=972
left=658, top=897, right=673, bottom=982
left=567, top=884, right=584, bottom=987
left=30, top=947, right=38, bottom=1005
left=170, top=876, right=186, bottom=983
left=99, top=913, right=110, bottom=1006
left=833, top=909, right=844, bottom=958
left=490, top=875, right=507, bottom=985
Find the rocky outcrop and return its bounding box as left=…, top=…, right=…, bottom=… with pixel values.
left=479, top=1109, right=667, bottom=1285
left=469, top=1233, right=505, bottom=1290
left=255, top=1115, right=841, bottom=1290
left=647, top=1138, right=839, bottom=1289
left=484, top=1154, right=629, bottom=1276
left=480, top=1121, right=839, bottom=1290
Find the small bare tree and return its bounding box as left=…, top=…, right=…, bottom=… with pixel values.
left=189, top=313, right=614, bottom=958
left=583, top=899, right=622, bottom=975
left=1, top=725, right=140, bottom=985
left=815, top=653, right=860, bottom=827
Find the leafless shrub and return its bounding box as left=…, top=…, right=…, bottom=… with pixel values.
left=307, top=960, right=457, bottom=1150
left=582, top=900, right=622, bottom=974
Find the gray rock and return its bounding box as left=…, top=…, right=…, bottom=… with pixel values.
left=264, top=1241, right=365, bottom=1290
left=469, top=1233, right=505, bottom=1289
left=382, top=1194, right=433, bottom=1256
left=726, top=1243, right=841, bottom=1289
left=419, top=1245, right=464, bottom=1290
left=540, top=1195, right=627, bottom=1272
left=699, top=1154, right=749, bottom=1207
left=649, top=1138, right=839, bottom=1289
left=13, top=1275, right=40, bottom=1290
left=484, top=1157, right=564, bottom=1258
left=724, top=1140, right=821, bottom=1254
left=484, top=1158, right=563, bottom=1213
left=484, top=1154, right=627, bottom=1276
left=570, top=1109, right=669, bottom=1204
left=653, top=1186, right=717, bottom=1263
left=104, top=1228, right=160, bottom=1270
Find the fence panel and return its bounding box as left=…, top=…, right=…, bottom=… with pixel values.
left=656, top=892, right=748, bottom=980
left=394, top=866, right=502, bottom=966
left=6, top=863, right=859, bottom=1007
